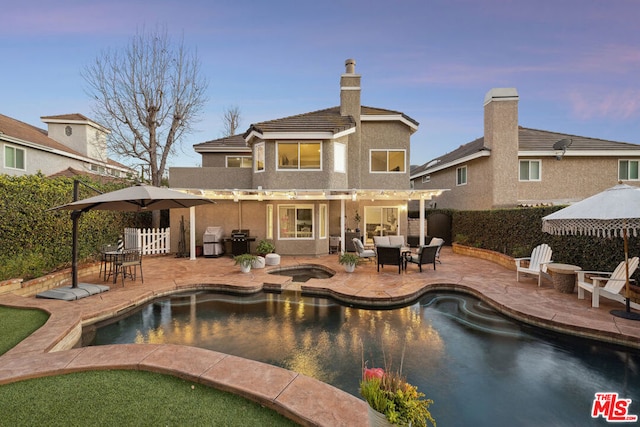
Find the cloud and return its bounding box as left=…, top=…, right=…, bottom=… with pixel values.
left=568, top=89, right=640, bottom=121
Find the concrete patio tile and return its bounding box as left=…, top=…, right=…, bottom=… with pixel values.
left=140, top=344, right=226, bottom=380
left=0, top=349, right=84, bottom=384
left=66, top=344, right=159, bottom=370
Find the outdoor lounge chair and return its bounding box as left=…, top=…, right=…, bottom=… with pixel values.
left=577, top=257, right=640, bottom=309
left=514, top=243, right=553, bottom=286
left=429, top=237, right=445, bottom=263
left=352, top=238, right=376, bottom=261
left=406, top=245, right=438, bottom=272
left=376, top=246, right=403, bottom=274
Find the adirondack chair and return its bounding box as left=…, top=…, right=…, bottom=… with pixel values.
left=514, top=244, right=553, bottom=286
left=577, top=257, right=640, bottom=309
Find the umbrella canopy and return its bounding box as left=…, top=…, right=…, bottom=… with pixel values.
left=542, top=183, right=640, bottom=319
left=542, top=184, right=640, bottom=238
left=53, top=184, right=214, bottom=213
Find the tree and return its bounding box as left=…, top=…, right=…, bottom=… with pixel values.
left=221, top=105, right=242, bottom=137
left=82, top=26, right=208, bottom=227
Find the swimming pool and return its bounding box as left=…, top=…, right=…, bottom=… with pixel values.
left=87, top=290, right=640, bottom=426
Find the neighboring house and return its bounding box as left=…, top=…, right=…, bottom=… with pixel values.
left=410, top=88, right=640, bottom=210
left=0, top=113, right=132, bottom=179
left=170, top=59, right=443, bottom=256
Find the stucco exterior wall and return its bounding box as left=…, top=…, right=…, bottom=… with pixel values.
left=201, top=151, right=250, bottom=168
left=423, top=157, right=493, bottom=210
left=360, top=121, right=411, bottom=189
left=1, top=143, right=90, bottom=176
left=170, top=166, right=252, bottom=189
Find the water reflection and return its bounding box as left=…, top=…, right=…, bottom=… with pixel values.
left=91, top=291, right=640, bottom=426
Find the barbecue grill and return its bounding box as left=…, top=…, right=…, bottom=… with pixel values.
left=203, top=226, right=224, bottom=257
left=231, top=229, right=250, bottom=256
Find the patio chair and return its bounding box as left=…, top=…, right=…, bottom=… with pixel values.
left=376, top=246, right=403, bottom=274
left=406, top=245, right=438, bottom=272
left=352, top=238, right=376, bottom=262
left=577, top=257, right=640, bottom=309
left=99, top=244, right=118, bottom=281
left=514, top=243, right=553, bottom=286
left=114, top=249, right=143, bottom=286
left=429, top=237, right=445, bottom=263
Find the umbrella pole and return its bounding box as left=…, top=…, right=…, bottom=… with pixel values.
left=71, top=180, right=81, bottom=289
left=611, top=228, right=640, bottom=320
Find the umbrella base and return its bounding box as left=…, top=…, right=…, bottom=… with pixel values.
left=610, top=309, right=640, bottom=321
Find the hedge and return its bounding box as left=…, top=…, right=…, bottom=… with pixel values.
left=0, top=174, right=148, bottom=281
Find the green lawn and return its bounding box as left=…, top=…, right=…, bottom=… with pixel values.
left=0, top=305, right=49, bottom=355
left=0, top=370, right=298, bottom=426
left=0, top=307, right=299, bottom=426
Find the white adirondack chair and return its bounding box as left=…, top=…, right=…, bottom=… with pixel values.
left=576, top=257, right=640, bottom=309
left=514, top=243, right=553, bottom=286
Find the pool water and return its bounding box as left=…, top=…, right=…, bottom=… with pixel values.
left=88, top=291, right=640, bottom=426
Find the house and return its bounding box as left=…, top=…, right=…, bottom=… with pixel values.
left=410, top=88, right=640, bottom=210
left=0, top=113, right=132, bottom=179
left=170, top=59, right=444, bottom=256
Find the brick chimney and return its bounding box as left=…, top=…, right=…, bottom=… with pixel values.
left=483, top=88, right=519, bottom=207
left=340, top=59, right=362, bottom=187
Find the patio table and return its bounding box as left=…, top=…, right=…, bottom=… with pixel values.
left=547, top=263, right=582, bottom=293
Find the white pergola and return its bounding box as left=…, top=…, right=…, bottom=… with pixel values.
left=179, top=188, right=448, bottom=259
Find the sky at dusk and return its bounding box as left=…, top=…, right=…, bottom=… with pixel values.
left=2, top=0, right=639, bottom=171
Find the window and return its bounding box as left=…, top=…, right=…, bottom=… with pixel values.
left=4, top=145, right=25, bottom=170
left=370, top=150, right=405, bottom=173
left=519, top=160, right=541, bottom=181
left=619, top=160, right=639, bottom=181
left=319, top=204, right=327, bottom=239
left=226, top=156, right=252, bottom=168
left=278, top=205, right=314, bottom=239
left=364, top=206, right=400, bottom=244
left=421, top=175, right=430, bottom=183
left=456, top=166, right=467, bottom=186
left=277, top=142, right=321, bottom=170
left=334, top=142, right=346, bottom=173
left=266, top=205, right=274, bottom=239
left=254, top=143, right=265, bottom=172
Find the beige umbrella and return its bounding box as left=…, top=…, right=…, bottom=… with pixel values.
left=50, top=182, right=214, bottom=294
left=542, top=183, right=640, bottom=320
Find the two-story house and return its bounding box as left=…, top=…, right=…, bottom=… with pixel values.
left=410, top=88, right=640, bottom=210
left=170, top=59, right=444, bottom=256
left=0, top=113, right=132, bottom=179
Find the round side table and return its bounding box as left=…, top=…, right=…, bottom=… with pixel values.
left=547, top=263, right=581, bottom=293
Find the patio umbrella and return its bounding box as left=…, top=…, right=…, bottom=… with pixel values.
left=51, top=182, right=214, bottom=293
left=541, top=183, right=640, bottom=320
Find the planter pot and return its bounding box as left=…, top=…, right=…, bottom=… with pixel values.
left=240, top=264, right=251, bottom=273
left=344, top=263, right=356, bottom=273
left=367, top=406, right=393, bottom=427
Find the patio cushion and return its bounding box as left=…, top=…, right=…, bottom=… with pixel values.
left=373, top=236, right=390, bottom=246
left=388, top=236, right=405, bottom=247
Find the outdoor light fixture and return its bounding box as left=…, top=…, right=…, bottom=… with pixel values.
left=553, top=138, right=572, bottom=160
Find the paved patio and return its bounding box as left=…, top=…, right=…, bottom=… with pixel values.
left=1, top=247, right=639, bottom=426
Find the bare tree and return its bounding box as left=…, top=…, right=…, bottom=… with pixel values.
left=82, top=26, right=208, bottom=226
left=222, top=105, right=242, bottom=137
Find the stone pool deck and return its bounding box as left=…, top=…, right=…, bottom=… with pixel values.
left=1, top=247, right=639, bottom=426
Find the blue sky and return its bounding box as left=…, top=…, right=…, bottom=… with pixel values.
left=2, top=0, right=639, bottom=169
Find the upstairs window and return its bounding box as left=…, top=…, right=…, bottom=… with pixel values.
left=519, top=160, right=541, bottom=181
left=619, top=160, right=639, bottom=181
left=277, top=142, right=321, bottom=170
left=456, top=166, right=467, bottom=186
left=254, top=143, right=265, bottom=172
left=4, top=145, right=25, bottom=170
left=370, top=150, right=405, bottom=173
left=226, top=156, right=252, bottom=168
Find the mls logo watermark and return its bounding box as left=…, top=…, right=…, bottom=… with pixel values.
left=592, top=392, right=638, bottom=422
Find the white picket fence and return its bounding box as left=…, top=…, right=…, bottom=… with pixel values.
left=124, top=227, right=170, bottom=255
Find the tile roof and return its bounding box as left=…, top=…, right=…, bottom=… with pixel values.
left=193, top=134, right=250, bottom=152
left=243, top=105, right=418, bottom=138
left=40, top=113, right=93, bottom=122
left=0, top=113, right=80, bottom=156
left=412, top=127, right=640, bottom=176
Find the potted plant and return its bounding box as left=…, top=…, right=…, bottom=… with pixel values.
left=234, top=253, right=257, bottom=273
left=360, top=366, right=436, bottom=427
left=255, top=239, right=276, bottom=256
left=354, top=210, right=362, bottom=233
left=339, top=252, right=360, bottom=273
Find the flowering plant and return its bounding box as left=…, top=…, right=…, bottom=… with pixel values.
left=360, top=366, right=436, bottom=427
